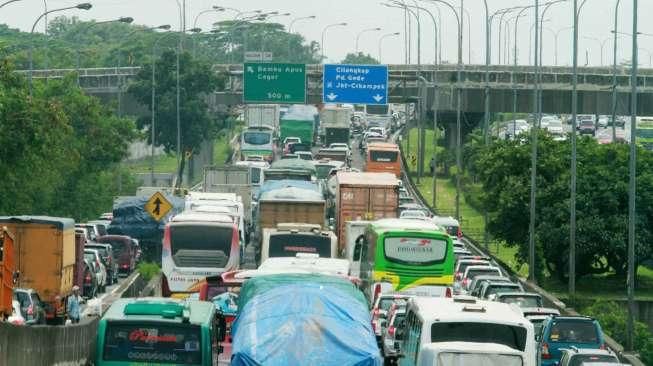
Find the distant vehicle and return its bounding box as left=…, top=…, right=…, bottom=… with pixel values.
left=504, top=119, right=530, bottom=139
left=558, top=347, right=620, bottom=366
left=522, top=307, right=560, bottom=335
left=282, top=137, right=301, bottom=153
left=82, top=258, right=99, bottom=299
left=636, top=116, right=653, bottom=150
left=493, top=292, right=544, bottom=308
left=598, top=115, right=609, bottom=128
left=381, top=303, right=407, bottom=362
left=7, top=300, right=25, bottom=325
left=13, top=288, right=46, bottom=325
left=546, top=120, right=565, bottom=137
left=280, top=153, right=299, bottom=160
left=366, top=142, right=401, bottom=177
left=478, top=281, right=524, bottom=300
left=84, top=249, right=107, bottom=293
left=370, top=293, right=410, bottom=343
left=538, top=316, right=606, bottom=366
left=84, top=243, right=118, bottom=285
left=96, top=298, right=221, bottom=366
left=578, top=119, right=596, bottom=135
left=314, top=159, right=345, bottom=180
left=468, top=276, right=512, bottom=298
left=240, top=126, right=275, bottom=162
left=431, top=216, right=461, bottom=238
left=260, top=223, right=337, bottom=262
left=454, top=259, right=490, bottom=281
left=357, top=218, right=454, bottom=299
left=289, top=142, right=311, bottom=153
left=402, top=296, right=536, bottom=366
left=461, top=265, right=503, bottom=292
left=296, top=151, right=313, bottom=160
left=96, top=235, right=137, bottom=276
left=399, top=209, right=429, bottom=219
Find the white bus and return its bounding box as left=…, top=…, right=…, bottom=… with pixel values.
left=400, top=296, right=536, bottom=366
left=260, top=223, right=337, bottom=263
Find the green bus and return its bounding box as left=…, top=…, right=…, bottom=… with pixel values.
left=96, top=297, right=225, bottom=366
left=354, top=218, right=454, bottom=300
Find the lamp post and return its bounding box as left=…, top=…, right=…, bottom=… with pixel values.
left=288, top=15, right=316, bottom=61
left=321, top=22, right=347, bottom=62
left=553, top=26, right=573, bottom=65
left=584, top=36, right=609, bottom=66
left=528, top=0, right=540, bottom=284
left=611, top=0, right=622, bottom=143
left=28, top=2, right=92, bottom=96
left=378, top=32, right=400, bottom=63
left=193, top=6, right=225, bottom=29
left=0, top=0, right=21, bottom=9
left=355, top=27, right=382, bottom=54
left=260, top=13, right=290, bottom=53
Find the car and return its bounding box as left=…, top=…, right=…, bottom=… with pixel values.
left=399, top=209, right=429, bottom=219
left=467, top=275, right=512, bottom=298
left=7, top=300, right=25, bottom=325
left=296, top=151, right=313, bottom=161
left=478, top=280, right=524, bottom=300
left=84, top=248, right=107, bottom=293
left=492, top=292, right=543, bottom=308
left=398, top=188, right=414, bottom=204
left=538, top=316, right=606, bottom=366
left=547, top=120, right=565, bottom=136
left=85, top=243, right=118, bottom=285
left=245, top=155, right=265, bottom=162
left=13, top=288, right=46, bottom=325
left=371, top=293, right=410, bottom=343
left=558, top=347, right=620, bottom=366
left=454, top=258, right=491, bottom=282
left=381, top=305, right=407, bottom=362
left=82, top=258, right=99, bottom=298
left=280, top=153, right=299, bottom=160
left=97, top=235, right=137, bottom=275
left=453, top=248, right=472, bottom=257
left=578, top=119, right=596, bottom=135
left=461, top=265, right=503, bottom=292
left=452, top=238, right=466, bottom=250
left=598, top=116, right=609, bottom=128
left=282, top=137, right=302, bottom=154
left=522, top=307, right=561, bottom=335
left=75, top=227, right=94, bottom=243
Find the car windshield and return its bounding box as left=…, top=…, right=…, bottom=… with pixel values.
left=169, top=224, right=233, bottom=268
left=384, top=237, right=447, bottom=265
left=103, top=322, right=202, bottom=365
left=268, top=234, right=332, bottom=258
left=243, top=131, right=271, bottom=145
left=548, top=320, right=599, bottom=343
left=500, top=295, right=542, bottom=308
left=431, top=322, right=528, bottom=351
left=466, top=267, right=501, bottom=280
left=486, top=284, right=522, bottom=297
left=457, top=261, right=490, bottom=274
left=378, top=298, right=407, bottom=312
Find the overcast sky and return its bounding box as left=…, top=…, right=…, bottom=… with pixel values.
left=2, top=0, right=652, bottom=67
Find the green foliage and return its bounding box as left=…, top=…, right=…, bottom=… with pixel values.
left=583, top=300, right=653, bottom=364
left=0, top=60, right=137, bottom=221
left=471, top=131, right=653, bottom=281
left=137, top=262, right=161, bottom=281
left=341, top=52, right=380, bottom=65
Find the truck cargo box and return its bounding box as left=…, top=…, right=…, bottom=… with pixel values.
left=258, top=187, right=326, bottom=229
left=335, top=172, right=399, bottom=252
left=231, top=273, right=381, bottom=366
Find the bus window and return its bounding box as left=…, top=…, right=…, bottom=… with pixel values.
left=370, top=150, right=398, bottom=163
left=103, top=322, right=203, bottom=364
left=170, top=225, right=233, bottom=267
left=430, top=322, right=528, bottom=352
left=384, top=237, right=448, bottom=265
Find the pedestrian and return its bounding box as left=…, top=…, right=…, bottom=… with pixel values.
left=67, top=285, right=82, bottom=324
left=429, top=157, right=436, bottom=176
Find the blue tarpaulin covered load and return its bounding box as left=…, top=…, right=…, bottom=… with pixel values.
left=231, top=273, right=382, bottom=366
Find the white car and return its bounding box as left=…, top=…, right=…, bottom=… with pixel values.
left=84, top=249, right=107, bottom=293
left=7, top=300, right=25, bottom=325
left=399, top=209, right=429, bottom=219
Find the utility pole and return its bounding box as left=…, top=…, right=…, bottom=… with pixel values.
left=611, top=0, right=621, bottom=143
left=483, top=0, right=490, bottom=249
left=528, top=0, right=539, bottom=283
left=570, top=0, right=579, bottom=296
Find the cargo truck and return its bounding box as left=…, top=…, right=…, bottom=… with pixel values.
left=257, top=187, right=326, bottom=230
left=320, top=105, right=352, bottom=146
left=245, top=104, right=280, bottom=130
left=203, top=166, right=252, bottom=224
left=0, top=227, right=17, bottom=320
left=279, top=105, right=317, bottom=146
left=0, top=216, right=76, bottom=324
left=335, top=172, right=399, bottom=253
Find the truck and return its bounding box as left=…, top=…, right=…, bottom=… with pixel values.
left=245, top=104, right=280, bottom=130
left=203, top=166, right=252, bottom=223
left=257, top=187, right=326, bottom=230
left=365, top=104, right=393, bottom=131
left=231, top=273, right=382, bottom=366
left=0, top=227, right=17, bottom=320
left=320, top=105, right=352, bottom=146
left=260, top=223, right=337, bottom=262
left=279, top=105, right=318, bottom=146
left=335, top=172, right=399, bottom=253
left=240, top=126, right=275, bottom=162
left=0, top=216, right=76, bottom=324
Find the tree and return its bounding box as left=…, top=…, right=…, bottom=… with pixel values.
left=472, top=132, right=653, bottom=281
left=341, top=52, right=380, bottom=64
left=127, top=50, right=224, bottom=186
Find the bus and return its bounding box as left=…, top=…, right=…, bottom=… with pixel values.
left=354, top=218, right=454, bottom=301
left=260, top=223, right=337, bottom=262
left=400, top=296, right=536, bottom=366
left=240, top=126, right=275, bottom=162
left=162, top=212, right=240, bottom=297
left=366, top=142, right=402, bottom=178
left=636, top=117, right=653, bottom=150
left=96, top=297, right=224, bottom=366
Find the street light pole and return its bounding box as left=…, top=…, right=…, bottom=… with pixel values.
left=570, top=0, right=579, bottom=296
left=626, top=0, right=638, bottom=351
left=356, top=27, right=382, bottom=54
left=554, top=26, right=574, bottom=66
left=611, top=0, right=621, bottom=143
left=0, top=0, right=21, bottom=9
left=287, top=15, right=316, bottom=61
left=378, top=32, right=400, bottom=63
left=321, top=22, right=347, bottom=62
left=528, top=0, right=539, bottom=283
left=28, top=3, right=92, bottom=96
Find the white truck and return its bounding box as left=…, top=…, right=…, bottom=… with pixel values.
left=245, top=104, right=280, bottom=130
left=202, top=166, right=252, bottom=224
left=320, top=106, right=352, bottom=146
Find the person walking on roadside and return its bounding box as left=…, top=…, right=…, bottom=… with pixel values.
left=429, top=157, right=436, bottom=176
left=67, top=285, right=82, bottom=324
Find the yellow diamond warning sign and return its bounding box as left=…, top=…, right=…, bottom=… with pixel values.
left=144, top=192, right=172, bottom=221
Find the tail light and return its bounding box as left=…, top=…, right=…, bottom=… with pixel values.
left=541, top=342, right=551, bottom=359
left=388, top=326, right=395, bottom=337
left=445, top=287, right=452, bottom=298
left=600, top=343, right=607, bottom=350
left=457, top=227, right=462, bottom=238
left=27, top=304, right=34, bottom=316
left=455, top=272, right=462, bottom=280
left=372, top=308, right=380, bottom=319
left=373, top=283, right=382, bottom=303
left=85, top=272, right=92, bottom=284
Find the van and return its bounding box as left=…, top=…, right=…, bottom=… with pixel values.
left=538, top=316, right=605, bottom=366
left=400, top=296, right=536, bottom=366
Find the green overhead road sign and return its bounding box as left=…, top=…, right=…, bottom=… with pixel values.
left=243, top=62, right=306, bottom=104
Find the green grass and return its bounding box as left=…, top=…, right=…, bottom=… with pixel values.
left=137, top=262, right=161, bottom=281
left=213, top=135, right=232, bottom=166
left=126, top=153, right=179, bottom=174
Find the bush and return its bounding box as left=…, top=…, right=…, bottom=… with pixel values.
left=583, top=300, right=653, bottom=364
left=137, top=262, right=161, bottom=281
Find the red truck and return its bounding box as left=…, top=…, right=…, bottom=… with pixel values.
left=335, top=172, right=399, bottom=253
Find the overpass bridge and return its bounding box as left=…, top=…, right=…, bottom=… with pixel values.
left=21, top=64, right=653, bottom=115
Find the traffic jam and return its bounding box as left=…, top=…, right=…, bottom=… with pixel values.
left=0, top=102, right=620, bottom=366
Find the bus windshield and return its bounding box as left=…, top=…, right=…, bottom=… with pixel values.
left=243, top=132, right=271, bottom=145
left=103, top=322, right=202, bottom=365
left=269, top=234, right=332, bottom=258
left=431, top=322, right=527, bottom=351
left=384, top=237, right=447, bottom=265
left=170, top=224, right=233, bottom=268
left=370, top=150, right=398, bottom=163
left=636, top=128, right=653, bottom=139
